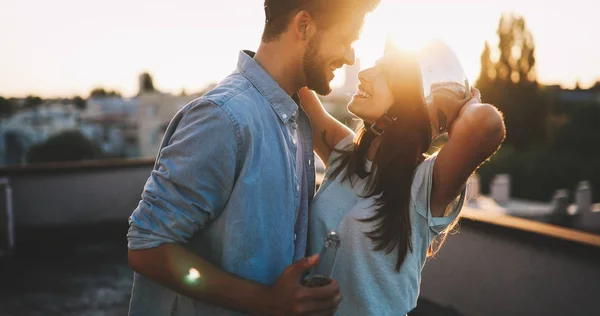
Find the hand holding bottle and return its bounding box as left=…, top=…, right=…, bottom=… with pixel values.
left=302, top=232, right=341, bottom=288
left=262, top=254, right=342, bottom=316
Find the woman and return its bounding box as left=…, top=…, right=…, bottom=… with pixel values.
left=300, top=48, right=505, bottom=315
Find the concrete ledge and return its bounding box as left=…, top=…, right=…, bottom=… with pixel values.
left=0, top=158, right=155, bottom=176
left=5, top=163, right=154, bottom=226
left=420, top=218, right=600, bottom=316
left=461, top=207, right=600, bottom=248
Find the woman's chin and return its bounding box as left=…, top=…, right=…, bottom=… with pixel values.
left=347, top=102, right=357, bottom=115
left=347, top=104, right=367, bottom=121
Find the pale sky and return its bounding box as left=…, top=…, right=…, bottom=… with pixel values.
left=1, top=0, right=598, bottom=98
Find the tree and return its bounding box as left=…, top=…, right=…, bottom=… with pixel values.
left=22, top=95, right=45, bottom=139
left=475, top=41, right=497, bottom=103
left=476, top=13, right=546, bottom=150
left=72, top=96, right=87, bottom=110
left=553, top=102, right=600, bottom=157
left=139, top=72, right=156, bottom=94
left=23, top=95, right=43, bottom=109
left=26, top=130, right=103, bottom=163
left=494, top=14, right=537, bottom=84
left=89, top=88, right=121, bottom=98
left=0, top=96, right=15, bottom=118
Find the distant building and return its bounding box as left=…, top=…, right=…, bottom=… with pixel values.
left=559, top=90, right=600, bottom=103
left=83, top=96, right=138, bottom=118
left=0, top=78, right=217, bottom=165
left=80, top=97, right=139, bottom=158
left=136, top=91, right=202, bottom=158
left=0, top=101, right=80, bottom=164
left=544, top=83, right=600, bottom=104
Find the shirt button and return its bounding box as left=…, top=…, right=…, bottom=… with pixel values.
left=282, top=114, right=288, bottom=119
left=294, top=234, right=297, bottom=241
left=296, top=185, right=300, bottom=191
left=292, top=138, right=297, bottom=145
left=308, top=159, right=312, bottom=166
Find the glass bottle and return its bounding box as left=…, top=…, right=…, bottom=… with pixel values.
left=303, top=231, right=341, bottom=287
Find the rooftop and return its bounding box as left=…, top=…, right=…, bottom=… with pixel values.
left=1, top=161, right=599, bottom=316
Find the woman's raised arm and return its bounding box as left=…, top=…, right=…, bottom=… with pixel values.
left=298, top=87, right=353, bottom=165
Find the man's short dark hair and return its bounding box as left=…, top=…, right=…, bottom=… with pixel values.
left=261, top=0, right=380, bottom=43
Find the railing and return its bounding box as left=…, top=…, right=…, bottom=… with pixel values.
left=0, top=177, right=14, bottom=257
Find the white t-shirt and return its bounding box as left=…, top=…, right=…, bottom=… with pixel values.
left=308, top=134, right=466, bottom=316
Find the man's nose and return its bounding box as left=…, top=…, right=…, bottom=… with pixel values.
left=343, top=47, right=356, bottom=66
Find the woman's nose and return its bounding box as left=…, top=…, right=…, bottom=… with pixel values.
left=358, top=67, right=375, bottom=82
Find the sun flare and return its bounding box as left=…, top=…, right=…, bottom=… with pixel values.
left=340, top=0, right=480, bottom=88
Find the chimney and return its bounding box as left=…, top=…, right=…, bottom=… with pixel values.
left=575, top=180, right=592, bottom=213
left=550, top=189, right=569, bottom=216
left=491, top=174, right=510, bottom=205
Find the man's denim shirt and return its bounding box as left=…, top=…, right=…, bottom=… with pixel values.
left=127, top=50, right=315, bottom=315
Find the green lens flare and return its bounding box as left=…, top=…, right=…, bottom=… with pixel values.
left=185, top=268, right=201, bottom=284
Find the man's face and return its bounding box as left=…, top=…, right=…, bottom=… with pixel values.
left=303, top=16, right=364, bottom=95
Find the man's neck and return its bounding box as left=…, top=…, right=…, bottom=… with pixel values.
left=254, top=42, right=303, bottom=96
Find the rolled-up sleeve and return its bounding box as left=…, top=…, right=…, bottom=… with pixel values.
left=127, top=100, right=241, bottom=250
left=411, top=155, right=466, bottom=235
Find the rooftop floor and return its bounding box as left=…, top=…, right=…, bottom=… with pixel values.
left=0, top=223, right=458, bottom=316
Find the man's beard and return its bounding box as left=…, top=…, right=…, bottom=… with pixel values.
left=303, top=35, right=332, bottom=96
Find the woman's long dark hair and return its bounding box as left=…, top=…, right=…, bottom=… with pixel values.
left=329, top=50, right=433, bottom=271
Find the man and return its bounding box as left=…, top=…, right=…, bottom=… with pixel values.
left=127, top=0, right=380, bottom=315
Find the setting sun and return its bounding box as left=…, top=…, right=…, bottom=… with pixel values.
left=347, top=0, right=492, bottom=87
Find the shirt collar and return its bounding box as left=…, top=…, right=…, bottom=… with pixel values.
left=237, top=50, right=299, bottom=124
